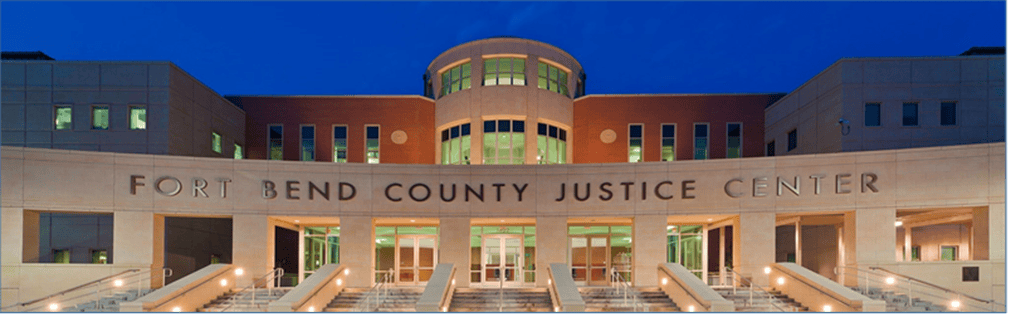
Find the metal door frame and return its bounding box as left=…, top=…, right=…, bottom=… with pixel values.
left=480, top=234, right=525, bottom=287
left=395, top=234, right=438, bottom=286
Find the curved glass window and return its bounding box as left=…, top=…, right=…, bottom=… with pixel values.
left=483, top=120, right=525, bottom=165
left=441, top=62, right=471, bottom=97
left=441, top=123, right=471, bottom=165
left=537, top=62, right=568, bottom=97
left=484, top=58, right=525, bottom=86
left=536, top=123, right=567, bottom=164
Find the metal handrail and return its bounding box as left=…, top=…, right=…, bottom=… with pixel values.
left=218, top=268, right=284, bottom=312
left=352, top=269, right=393, bottom=312
left=835, top=266, right=1005, bottom=312
left=722, top=267, right=789, bottom=312
left=3, top=267, right=172, bottom=312
left=610, top=270, right=645, bottom=312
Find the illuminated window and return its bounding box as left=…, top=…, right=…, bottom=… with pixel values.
left=787, top=129, right=797, bottom=152
left=91, top=250, right=107, bottom=264
left=484, top=58, right=525, bottom=86
left=941, top=101, right=957, bottom=126
left=333, top=126, right=348, bottom=163
left=211, top=132, right=222, bottom=154
left=902, top=102, right=918, bottom=126
left=92, top=105, right=109, bottom=130
left=268, top=124, right=283, bottom=160
left=661, top=124, right=676, bottom=162
left=865, top=103, right=881, bottom=127
left=366, top=125, right=380, bottom=164
left=441, top=123, right=471, bottom=165
left=537, top=62, right=568, bottom=96
left=483, top=120, right=524, bottom=165
left=54, top=105, right=72, bottom=130
left=628, top=124, right=643, bottom=163
left=941, top=246, right=957, bottom=261
left=301, top=125, right=315, bottom=161
left=441, top=62, right=471, bottom=97
left=693, top=123, right=708, bottom=160
left=234, top=144, right=243, bottom=159
left=537, top=123, right=567, bottom=164
left=129, top=105, right=146, bottom=130
left=727, top=123, right=742, bottom=158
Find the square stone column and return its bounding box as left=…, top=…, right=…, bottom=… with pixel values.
left=4, top=208, right=27, bottom=264
left=633, top=215, right=666, bottom=287
left=338, top=216, right=373, bottom=287
left=535, top=216, right=566, bottom=287
left=439, top=217, right=471, bottom=287
left=972, top=206, right=989, bottom=260
left=987, top=203, right=1005, bottom=261
left=844, top=208, right=896, bottom=267
left=232, top=214, right=274, bottom=288
left=732, top=213, right=775, bottom=285
left=113, top=211, right=155, bottom=267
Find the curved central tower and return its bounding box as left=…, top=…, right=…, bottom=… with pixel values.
left=425, top=37, right=585, bottom=165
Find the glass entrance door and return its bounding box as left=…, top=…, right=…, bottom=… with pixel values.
left=482, top=235, right=523, bottom=287
left=397, top=235, right=437, bottom=285
left=570, top=236, right=609, bottom=286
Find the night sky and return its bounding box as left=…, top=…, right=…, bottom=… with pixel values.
left=2, top=2, right=1005, bottom=96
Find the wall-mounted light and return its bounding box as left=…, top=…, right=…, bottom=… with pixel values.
left=336, top=279, right=343, bottom=286
left=113, top=279, right=124, bottom=287
left=48, top=303, right=59, bottom=312
left=687, top=305, right=696, bottom=312
left=951, top=300, right=961, bottom=309
left=885, top=277, right=895, bottom=285
left=172, top=307, right=182, bottom=312
left=345, top=269, right=350, bottom=276
left=452, top=279, right=456, bottom=285
left=308, top=306, right=315, bottom=312
left=822, top=305, right=832, bottom=312
left=661, top=278, right=668, bottom=286
left=764, top=267, right=772, bottom=274
left=235, top=268, right=244, bottom=276
left=776, top=277, right=785, bottom=285
left=220, top=279, right=228, bottom=287
left=837, top=118, right=850, bottom=136
left=895, top=221, right=903, bottom=227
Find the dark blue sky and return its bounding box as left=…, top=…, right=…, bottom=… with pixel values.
left=2, top=2, right=1005, bottom=96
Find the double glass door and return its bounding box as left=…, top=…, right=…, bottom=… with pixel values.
left=397, top=235, right=437, bottom=285
left=570, top=236, right=609, bottom=286
left=482, top=235, right=523, bottom=287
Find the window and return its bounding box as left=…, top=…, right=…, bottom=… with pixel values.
left=301, top=125, right=315, bottom=161
left=91, top=105, right=109, bottom=130
left=211, top=132, right=222, bottom=154
left=787, top=129, right=797, bottom=152
left=484, top=58, right=525, bottom=86
left=941, top=246, right=958, bottom=261
left=864, top=103, right=881, bottom=127
left=537, top=62, right=568, bottom=96
left=25, top=212, right=113, bottom=264
left=766, top=141, right=775, bottom=157
left=628, top=124, right=643, bottom=163
left=941, top=101, right=957, bottom=126
left=483, top=120, right=524, bottom=165
left=441, top=62, right=471, bottom=97
left=366, top=125, right=380, bottom=164
left=727, top=123, right=742, bottom=159
left=233, top=144, right=243, bottom=159
left=575, top=72, right=586, bottom=98
left=91, top=250, right=108, bottom=264
left=129, top=105, right=146, bottom=130
left=537, top=123, right=567, bottom=164
left=55, top=105, right=72, bottom=130
left=423, top=73, right=434, bottom=98
left=441, top=123, right=471, bottom=165
left=53, top=249, right=70, bottom=263
left=693, top=123, right=708, bottom=160
left=661, top=124, right=676, bottom=162
left=902, top=102, right=918, bottom=126
left=911, top=245, right=921, bottom=261
left=333, top=126, right=348, bottom=163
left=268, top=124, right=283, bottom=160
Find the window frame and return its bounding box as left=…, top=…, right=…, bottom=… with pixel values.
left=902, top=102, right=919, bottom=127
left=940, top=101, right=957, bottom=126
left=537, top=60, right=570, bottom=97
left=483, top=119, right=526, bottom=165
left=234, top=143, right=243, bottom=159
left=660, top=123, right=676, bottom=162
left=267, top=124, right=283, bottom=160
left=440, top=61, right=472, bottom=98
left=536, top=122, right=567, bottom=165
left=441, top=122, right=472, bottom=165
left=332, top=124, right=349, bottom=163
left=693, top=123, right=709, bottom=160
left=91, top=104, right=110, bottom=130
left=211, top=131, right=222, bottom=154
left=628, top=123, right=644, bottom=163
left=483, top=57, right=526, bottom=86
left=787, top=129, right=798, bottom=152
left=128, top=105, right=147, bottom=130
left=54, top=105, right=72, bottom=130
left=726, top=122, right=743, bottom=159
left=299, top=124, right=316, bottom=162
left=365, top=125, right=380, bottom=164
left=864, top=102, right=881, bottom=127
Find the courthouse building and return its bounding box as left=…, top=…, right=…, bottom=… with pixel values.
left=0, top=38, right=1005, bottom=312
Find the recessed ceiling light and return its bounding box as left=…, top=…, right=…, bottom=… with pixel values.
left=410, top=219, right=416, bottom=222
left=294, top=220, right=299, bottom=223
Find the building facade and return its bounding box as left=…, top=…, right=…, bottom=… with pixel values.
left=0, top=38, right=1005, bottom=312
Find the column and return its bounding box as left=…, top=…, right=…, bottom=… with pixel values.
left=794, top=221, right=803, bottom=265
left=633, top=215, right=666, bottom=287
left=732, top=213, right=775, bottom=285
left=8, top=209, right=31, bottom=263
left=232, top=214, right=274, bottom=288
left=987, top=203, right=1004, bottom=261
left=535, top=216, right=566, bottom=287
left=152, top=215, right=165, bottom=288
left=113, top=211, right=155, bottom=267
left=439, top=217, right=471, bottom=287
left=701, top=224, right=709, bottom=284
left=903, top=227, right=912, bottom=262
left=718, top=226, right=726, bottom=285
left=971, top=206, right=989, bottom=260
left=338, top=216, right=373, bottom=287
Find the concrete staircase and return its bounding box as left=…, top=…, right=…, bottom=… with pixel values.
left=61, top=289, right=156, bottom=312
left=579, top=287, right=679, bottom=312
left=713, top=287, right=807, bottom=312
left=325, top=287, right=424, bottom=312
left=199, top=287, right=292, bottom=312
left=850, top=287, right=947, bottom=312
left=448, top=288, right=553, bottom=312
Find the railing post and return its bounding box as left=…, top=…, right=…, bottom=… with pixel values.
left=907, top=278, right=912, bottom=307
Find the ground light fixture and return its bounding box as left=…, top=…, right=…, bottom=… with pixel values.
left=308, top=306, right=315, bottom=312
left=822, top=305, right=832, bottom=312
left=220, top=279, right=228, bottom=286
left=687, top=305, right=696, bottom=312
left=661, top=277, right=668, bottom=285
left=172, top=307, right=182, bottom=312
left=113, top=279, right=124, bottom=287
left=951, top=300, right=961, bottom=309
left=345, top=269, right=350, bottom=276
left=776, top=277, right=786, bottom=285
left=48, top=303, right=59, bottom=311
left=235, top=268, right=244, bottom=276
left=336, top=278, right=343, bottom=286
left=764, top=266, right=772, bottom=274
left=885, top=277, right=896, bottom=285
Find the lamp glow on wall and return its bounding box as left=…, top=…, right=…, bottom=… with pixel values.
left=48, top=303, right=59, bottom=312
left=776, top=277, right=785, bottom=285
left=661, top=277, right=668, bottom=286
left=113, top=279, right=124, bottom=287
left=235, top=268, right=244, bottom=276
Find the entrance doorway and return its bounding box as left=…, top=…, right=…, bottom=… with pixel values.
left=303, top=226, right=339, bottom=280
left=397, top=235, right=437, bottom=285
left=567, top=225, right=633, bottom=286
left=481, top=235, right=524, bottom=287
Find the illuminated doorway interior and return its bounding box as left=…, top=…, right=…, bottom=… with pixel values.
left=567, top=219, right=632, bottom=286
left=303, top=226, right=339, bottom=280
left=470, top=219, right=536, bottom=287
left=375, top=225, right=438, bottom=285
